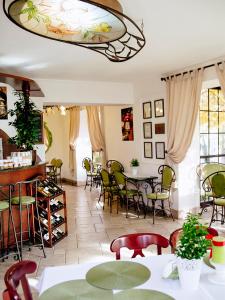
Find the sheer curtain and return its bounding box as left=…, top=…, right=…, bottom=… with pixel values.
left=166, top=69, right=203, bottom=163
left=69, top=107, right=80, bottom=174
left=216, top=62, right=225, bottom=96
left=86, top=106, right=107, bottom=166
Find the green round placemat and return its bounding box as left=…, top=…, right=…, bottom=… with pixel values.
left=86, top=261, right=151, bottom=290
left=113, top=289, right=174, bottom=300
left=203, top=255, right=215, bottom=269
left=39, top=279, right=113, bottom=300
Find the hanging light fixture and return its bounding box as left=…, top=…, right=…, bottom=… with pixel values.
left=3, top=0, right=146, bottom=62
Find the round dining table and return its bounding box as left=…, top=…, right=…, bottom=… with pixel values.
left=38, top=254, right=225, bottom=299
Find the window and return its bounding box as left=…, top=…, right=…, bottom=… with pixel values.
left=200, top=87, right=225, bottom=163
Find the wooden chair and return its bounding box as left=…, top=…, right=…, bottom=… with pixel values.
left=3, top=260, right=37, bottom=300
left=110, top=233, right=169, bottom=260
left=169, top=227, right=218, bottom=253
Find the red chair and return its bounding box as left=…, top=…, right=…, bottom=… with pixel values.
left=169, top=227, right=218, bottom=253
left=110, top=233, right=169, bottom=260
left=3, top=260, right=37, bottom=300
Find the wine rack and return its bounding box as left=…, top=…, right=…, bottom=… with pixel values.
left=36, top=179, right=68, bottom=247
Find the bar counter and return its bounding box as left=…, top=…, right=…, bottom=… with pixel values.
left=0, top=162, right=46, bottom=246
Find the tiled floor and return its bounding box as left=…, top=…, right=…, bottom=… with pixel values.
left=1, top=184, right=224, bottom=297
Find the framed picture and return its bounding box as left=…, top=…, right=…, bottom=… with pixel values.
left=143, top=101, right=152, bottom=119
left=121, top=107, right=134, bottom=141
left=143, top=122, right=152, bottom=139
left=155, top=123, right=165, bottom=134
left=156, top=142, right=165, bottom=159
left=154, top=99, right=164, bottom=118
left=0, top=87, right=8, bottom=119
left=144, top=142, right=153, bottom=158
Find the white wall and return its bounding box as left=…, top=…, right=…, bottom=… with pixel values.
left=35, top=79, right=134, bottom=105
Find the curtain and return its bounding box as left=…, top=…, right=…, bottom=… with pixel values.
left=166, top=69, right=203, bottom=163
left=86, top=106, right=107, bottom=166
left=69, top=107, right=80, bottom=174
left=215, top=62, right=225, bottom=97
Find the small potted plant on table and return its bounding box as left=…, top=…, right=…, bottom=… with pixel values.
left=130, top=158, right=139, bottom=176
left=176, top=214, right=210, bottom=290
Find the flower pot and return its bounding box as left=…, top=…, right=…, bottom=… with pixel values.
left=131, top=166, right=138, bottom=176
left=177, top=257, right=202, bottom=290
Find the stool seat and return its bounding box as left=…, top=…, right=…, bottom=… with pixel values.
left=11, top=196, right=35, bottom=205
left=0, top=201, right=9, bottom=211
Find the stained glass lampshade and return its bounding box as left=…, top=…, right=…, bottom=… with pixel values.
left=3, top=0, right=146, bottom=62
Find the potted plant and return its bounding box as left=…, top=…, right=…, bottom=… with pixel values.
left=8, top=91, right=41, bottom=164
left=130, top=158, right=139, bottom=176
left=176, top=213, right=210, bottom=290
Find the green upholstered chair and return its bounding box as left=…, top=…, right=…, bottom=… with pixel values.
left=47, top=158, right=63, bottom=187
left=146, top=165, right=176, bottom=224
left=0, top=184, right=20, bottom=261
left=113, top=171, right=144, bottom=218
left=99, top=169, right=119, bottom=213
left=82, top=157, right=99, bottom=191
left=197, top=163, right=225, bottom=214
left=11, top=179, right=46, bottom=260
left=106, top=160, right=124, bottom=174
left=203, top=171, right=225, bottom=226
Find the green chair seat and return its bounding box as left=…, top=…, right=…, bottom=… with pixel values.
left=119, top=189, right=140, bottom=197
left=214, top=198, right=225, bottom=206
left=11, top=196, right=35, bottom=205
left=0, top=201, right=9, bottom=211
left=146, top=192, right=169, bottom=200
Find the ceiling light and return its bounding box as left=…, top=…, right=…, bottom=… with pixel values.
left=3, top=0, right=145, bottom=62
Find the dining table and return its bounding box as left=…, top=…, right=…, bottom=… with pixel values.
left=37, top=254, right=224, bottom=299
left=123, top=172, right=158, bottom=192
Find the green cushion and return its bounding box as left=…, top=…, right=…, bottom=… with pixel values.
left=0, top=201, right=9, bottom=211
left=101, top=170, right=110, bottom=186
left=162, top=167, right=173, bottom=189
left=146, top=192, right=169, bottom=200
left=84, top=159, right=91, bottom=172
left=212, top=173, right=225, bottom=197
left=114, top=171, right=126, bottom=186
left=214, top=198, right=225, bottom=206
left=11, top=196, right=35, bottom=205
left=111, top=162, right=122, bottom=173
left=119, top=189, right=140, bottom=196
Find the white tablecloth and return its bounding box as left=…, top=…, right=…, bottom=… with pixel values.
left=38, top=254, right=224, bottom=299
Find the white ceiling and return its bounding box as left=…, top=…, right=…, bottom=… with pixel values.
left=1, top=0, right=225, bottom=82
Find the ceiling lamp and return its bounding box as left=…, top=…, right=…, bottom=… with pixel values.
left=3, top=0, right=146, bottom=62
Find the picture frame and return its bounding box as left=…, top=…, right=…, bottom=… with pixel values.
left=0, top=87, right=8, bottom=120
left=155, top=123, right=165, bottom=134
left=155, top=142, right=165, bottom=159
left=154, top=99, right=164, bottom=118
left=143, top=101, right=152, bottom=119
left=143, top=122, right=152, bottom=139
left=144, top=142, right=153, bottom=158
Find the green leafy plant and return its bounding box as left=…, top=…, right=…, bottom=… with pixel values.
left=176, top=214, right=211, bottom=260
left=8, top=92, right=41, bottom=151
left=130, top=158, right=139, bottom=167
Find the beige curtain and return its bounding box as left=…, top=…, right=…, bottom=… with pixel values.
left=166, top=69, right=203, bottom=163
left=69, top=107, right=80, bottom=174
left=216, top=62, right=225, bottom=96
left=86, top=106, right=107, bottom=166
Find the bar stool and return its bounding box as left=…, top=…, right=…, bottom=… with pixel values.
left=11, top=179, right=46, bottom=260
left=0, top=184, right=20, bottom=261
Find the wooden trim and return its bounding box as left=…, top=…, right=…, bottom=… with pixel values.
left=62, top=178, right=77, bottom=186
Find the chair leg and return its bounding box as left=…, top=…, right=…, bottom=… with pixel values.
left=34, top=201, right=46, bottom=258
left=209, top=203, right=216, bottom=227
left=152, top=200, right=155, bottom=224
left=9, top=207, right=21, bottom=261
left=168, top=200, right=174, bottom=221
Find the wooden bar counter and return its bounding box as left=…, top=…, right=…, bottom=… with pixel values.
left=0, top=162, right=46, bottom=246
